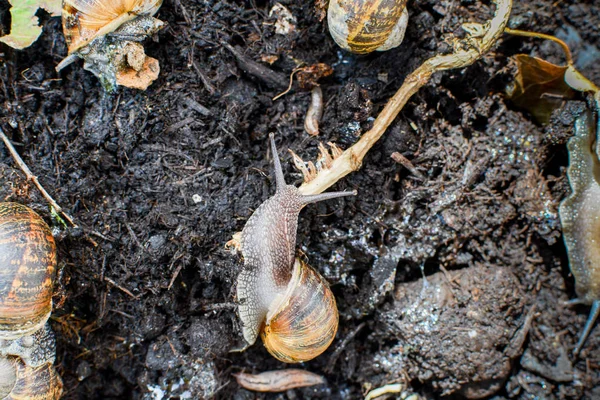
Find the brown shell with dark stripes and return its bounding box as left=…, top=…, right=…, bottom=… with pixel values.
left=0, top=203, right=57, bottom=339
left=0, top=356, right=63, bottom=400
left=261, top=259, right=339, bottom=363
left=327, top=0, right=408, bottom=54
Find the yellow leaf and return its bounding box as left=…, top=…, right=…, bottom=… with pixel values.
left=0, top=0, right=61, bottom=49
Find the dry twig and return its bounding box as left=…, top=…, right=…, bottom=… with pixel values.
left=298, top=0, right=512, bottom=196
left=0, top=127, right=77, bottom=227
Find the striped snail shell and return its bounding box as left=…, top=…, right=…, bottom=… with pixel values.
left=327, top=0, right=409, bottom=54
left=0, top=203, right=57, bottom=340
left=0, top=356, right=63, bottom=400
left=260, top=259, right=339, bottom=363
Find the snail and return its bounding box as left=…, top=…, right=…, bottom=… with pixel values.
left=559, top=109, right=600, bottom=356
left=61, top=0, right=163, bottom=55
left=0, top=356, right=63, bottom=400
left=327, top=0, right=409, bottom=54
left=236, top=133, right=356, bottom=363
left=0, top=203, right=59, bottom=367
left=57, top=0, right=165, bottom=90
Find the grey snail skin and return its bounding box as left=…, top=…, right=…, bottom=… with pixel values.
left=559, top=109, right=600, bottom=356
left=236, top=133, right=356, bottom=363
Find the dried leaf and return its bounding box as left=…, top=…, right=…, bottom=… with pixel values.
left=506, top=54, right=575, bottom=124
left=297, top=63, right=333, bottom=90
left=0, top=0, right=61, bottom=49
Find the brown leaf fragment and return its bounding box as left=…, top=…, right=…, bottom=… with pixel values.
left=505, top=54, right=576, bottom=124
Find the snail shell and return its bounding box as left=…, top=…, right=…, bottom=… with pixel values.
left=0, top=356, right=63, bottom=400
left=62, top=0, right=163, bottom=54
left=0, top=203, right=57, bottom=340
left=327, top=0, right=409, bottom=54
left=236, top=134, right=355, bottom=363
left=261, top=259, right=338, bottom=363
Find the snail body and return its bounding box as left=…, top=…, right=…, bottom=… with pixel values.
left=237, top=134, right=355, bottom=363
left=58, top=0, right=165, bottom=90
left=0, top=356, right=63, bottom=400
left=62, top=0, right=163, bottom=54
left=327, top=0, right=409, bottom=54
left=559, top=109, right=600, bottom=355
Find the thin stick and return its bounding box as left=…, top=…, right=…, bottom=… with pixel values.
left=298, top=0, right=512, bottom=195
left=0, top=127, right=77, bottom=227
left=504, top=28, right=573, bottom=65
left=104, top=277, right=139, bottom=299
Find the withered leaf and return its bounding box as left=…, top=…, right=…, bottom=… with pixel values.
left=506, top=54, right=576, bottom=124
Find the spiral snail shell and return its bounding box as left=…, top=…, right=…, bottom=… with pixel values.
left=0, top=203, right=57, bottom=341
left=0, top=356, right=63, bottom=400
left=327, top=0, right=409, bottom=54
left=236, top=133, right=355, bottom=363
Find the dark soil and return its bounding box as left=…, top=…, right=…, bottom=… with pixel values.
left=1, top=0, right=599, bottom=399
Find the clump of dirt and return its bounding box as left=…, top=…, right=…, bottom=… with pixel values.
left=0, top=0, right=599, bottom=399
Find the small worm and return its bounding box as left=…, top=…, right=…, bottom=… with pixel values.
left=304, top=86, right=324, bottom=136
left=233, top=369, right=326, bottom=392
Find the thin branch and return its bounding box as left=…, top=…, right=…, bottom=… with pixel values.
left=504, top=28, right=573, bottom=65
left=0, top=127, right=77, bottom=227
left=298, top=0, right=513, bottom=195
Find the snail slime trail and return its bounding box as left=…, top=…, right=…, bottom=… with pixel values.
left=236, top=133, right=356, bottom=363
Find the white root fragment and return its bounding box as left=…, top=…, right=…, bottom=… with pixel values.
left=304, top=86, right=324, bottom=136
left=298, top=0, right=512, bottom=196
left=234, top=369, right=325, bottom=392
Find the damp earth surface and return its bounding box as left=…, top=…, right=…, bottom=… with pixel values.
left=0, top=0, right=599, bottom=398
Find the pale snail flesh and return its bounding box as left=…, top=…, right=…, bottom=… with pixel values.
left=327, top=0, right=409, bottom=54
left=559, top=109, right=600, bottom=356
left=236, top=133, right=355, bottom=363
left=0, top=356, right=63, bottom=400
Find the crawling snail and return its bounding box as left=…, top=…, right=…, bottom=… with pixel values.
left=0, top=356, right=63, bottom=400
left=236, top=133, right=356, bottom=363
left=0, top=202, right=59, bottom=365
left=57, top=0, right=165, bottom=90
left=327, top=0, right=409, bottom=54
left=61, top=0, right=163, bottom=56
left=559, top=109, right=600, bottom=356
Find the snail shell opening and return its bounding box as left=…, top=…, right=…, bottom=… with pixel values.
left=0, top=203, right=57, bottom=339
left=261, top=259, right=339, bottom=363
